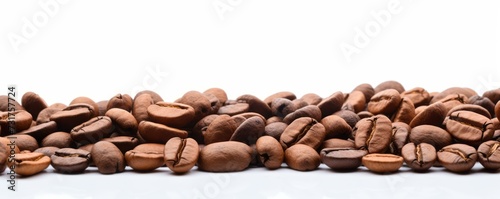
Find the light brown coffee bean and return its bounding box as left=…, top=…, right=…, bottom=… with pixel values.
left=21, top=92, right=48, bottom=121
left=342, top=91, right=366, bottom=113
left=41, top=132, right=73, bottom=148
left=391, top=97, right=416, bottom=124
left=71, top=116, right=114, bottom=145
left=125, top=146, right=164, bottom=172
left=362, top=153, right=404, bottom=173
left=321, top=138, right=355, bottom=149
left=0, top=142, right=7, bottom=173
left=401, top=142, right=436, bottom=172
left=374, top=81, right=405, bottom=94
left=388, top=122, right=410, bottom=155
left=175, top=91, right=212, bottom=123
left=91, top=141, right=125, bottom=174
left=105, top=108, right=138, bottom=136
left=96, top=100, right=108, bottom=116
left=437, top=143, right=477, bottom=173
left=477, top=140, right=500, bottom=170
left=367, top=89, right=402, bottom=116
left=0, top=137, right=20, bottom=154
left=282, top=105, right=322, bottom=124
left=353, top=115, right=392, bottom=153
left=101, top=136, right=139, bottom=154
left=164, top=137, right=199, bottom=174
left=317, top=91, right=344, bottom=118
left=0, top=95, right=25, bottom=111
left=400, top=87, right=430, bottom=107
left=7, top=152, right=51, bottom=176
left=134, top=90, right=163, bottom=104
left=496, top=101, right=500, bottom=121
left=447, top=104, right=491, bottom=119
left=284, top=144, right=320, bottom=171
left=256, top=136, right=284, bottom=170
left=132, top=93, right=154, bottom=124
left=198, top=141, right=253, bottom=172
left=445, top=110, right=494, bottom=147
left=204, top=88, right=228, bottom=106
left=280, top=117, right=326, bottom=150
left=409, top=102, right=447, bottom=128
left=321, top=115, right=352, bottom=140
left=0, top=110, right=33, bottom=136
left=147, top=102, right=195, bottom=128
left=409, top=125, right=452, bottom=150
left=430, top=87, right=476, bottom=104
left=12, top=134, right=38, bottom=152
left=70, top=96, right=99, bottom=118
left=106, top=93, right=133, bottom=112
left=34, top=146, right=60, bottom=157
left=299, top=93, right=322, bottom=105
left=203, top=115, right=241, bottom=145
left=321, top=147, right=367, bottom=171
left=236, top=94, right=273, bottom=119
left=50, top=103, right=95, bottom=132
left=352, top=83, right=375, bottom=102
left=137, top=120, right=188, bottom=144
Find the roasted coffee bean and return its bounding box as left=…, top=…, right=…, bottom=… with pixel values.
left=299, top=93, right=322, bottom=105
left=263, top=91, right=296, bottom=107
left=292, top=99, right=309, bottom=110
left=496, top=101, right=500, bottom=120
left=41, top=132, right=73, bottom=148
left=21, top=92, right=48, bottom=120
left=192, top=114, right=219, bottom=144
left=34, top=146, right=60, bottom=157
left=71, top=116, right=114, bottom=145
left=134, top=90, right=163, bottom=104
left=352, top=83, right=375, bottom=103
left=321, top=115, right=352, bottom=140
left=374, top=80, right=405, bottom=94
left=445, top=110, right=494, bottom=147
left=0, top=137, right=20, bottom=154
left=105, top=108, right=138, bottom=135
left=477, top=140, right=500, bottom=170
left=51, top=148, right=91, bottom=174
left=164, top=137, right=199, bottom=174
left=401, top=142, right=436, bottom=172
left=437, top=94, right=468, bottom=114
left=401, top=87, right=430, bottom=107
left=7, top=152, right=50, bottom=176
left=17, top=121, right=57, bottom=142
left=217, top=103, right=249, bottom=116
left=409, top=102, right=447, bottom=128
left=70, top=96, right=99, bottom=118
left=176, top=91, right=213, bottom=122
left=409, top=125, right=452, bottom=150
left=321, top=147, right=367, bottom=171
left=389, top=122, right=410, bottom=155
left=101, top=136, right=139, bottom=154
left=131, top=93, right=153, bottom=124
left=203, top=115, right=242, bottom=145
left=96, top=100, right=108, bottom=116
left=256, top=136, right=284, bottom=170
left=13, top=134, right=38, bottom=152
left=362, top=153, right=404, bottom=173
left=333, top=110, right=360, bottom=128
left=264, top=122, right=287, bottom=140
left=230, top=116, right=266, bottom=145
left=282, top=105, right=322, bottom=124
left=50, top=103, right=95, bottom=132
left=36, top=107, right=63, bottom=124
left=236, top=94, right=273, bottom=119
left=321, top=138, right=355, bottom=149
left=357, top=111, right=374, bottom=119
left=437, top=143, right=477, bottom=173
left=367, top=89, right=401, bottom=116
left=491, top=118, right=500, bottom=141
left=285, top=144, right=320, bottom=171
left=430, top=87, right=476, bottom=104
left=468, top=95, right=495, bottom=118
left=391, top=97, right=416, bottom=124
left=483, top=88, right=500, bottom=104
left=317, top=91, right=344, bottom=118
left=125, top=144, right=165, bottom=172
left=0, top=142, right=7, bottom=173
left=233, top=112, right=266, bottom=121
left=203, top=93, right=221, bottom=114
left=266, top=116, right=283, bottom=124
left=0, top=95, right=25, bottom=111
left=280, top=117, right=326, bottom=150
left=147, top=102, right=195, bottom=128
left=447, top=104, right=491, bottom=119
left=107, top=93, right=133, bottom=112
left=198, top=141, right=253, bottom=172
left=353, top=115, right=392, bottom=153
left=342, top=91, right=365, bottom=113
left=91, top=141, right=125, bottom=174
left=0, top=110, right=33, bottom=136
left=203, top=88, right=228, bottom=106
left=271, top=98, right=296, bottom=117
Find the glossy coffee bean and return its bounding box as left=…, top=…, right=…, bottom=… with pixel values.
left=400, top=87, right=430, bottom=107
left=71, top=116, right=114, bottom=145
left=342, top=91, right=366, bottom=113
left=164, top=137, right=199, bottom=174
left=482, top=88, right=500, bottom=104
left=91, top=141, right=125, bottom=174
left=105, top=108, right=138, bottom=135
left=437, top=143, right=477, bottom=173
left=317, top=91, right=344, bottom=118
left=132, top=93, right=154, bottom=124
left=41, top=132, right=73, bottom=148
left=374, top=80, right=405, bottom=94
left=147, top=102, right=195, bottom=128
left=353, top=115, right=392, bottom=153
left=409, top=125, right=452, bottom=150
left=0, top=110, right=33, bottom=136
left=106, top=93, right=133, bottom=112
left=409, top=102, right=447, bottom=128
left=7, top=152, right=50, bottom=176
left=70, top=97, right=100, bottom=118
left=50, top=103, right=95, bottom=132
left=430, top=87, right=476, bottom=104
left=437, top=94, right=468, bottom=114
left=0, top=137, right=20, bottom=154
left=285, top=144, right=321, bottom=171
left=17, top=121, right=57, bottom=143
left=445, top=110, right=494, bottom=147
left=362, top=153, right=404, bottom=173
left=321, top=147, right=367, bottom=171
left=282, top=105, right=322, bottom=124
left=401, top=142, right=436, bottom=172
left=256, top=136, right=284, bottom=170
left=321, top=115, right=352, bottom=140
left=198, top=141, right=253, bottom=172
left=280, top=117, right=326, bottom=150
left=51, top=148, right=91, bottom=174
left=137, top=120, right=188, bottom=144
left=367, top=89, right=401, bottom=116
left=21, top=91, right=48, bottom=120
left=477, top=140, right=500, bottom=170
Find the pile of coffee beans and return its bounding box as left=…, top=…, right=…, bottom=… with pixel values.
left=1, top=80, right=500, bottom=176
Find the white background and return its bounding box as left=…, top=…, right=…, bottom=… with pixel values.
left=1, top=0, right=500, bottom=198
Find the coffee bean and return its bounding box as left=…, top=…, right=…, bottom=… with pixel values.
left=147, top=102, right=195, bottom=128
left=391, top=97, right=416, bottom=124
left=263, top=91, right=296, bottom=107
left=333, top=110, right=360, bottom=128
left=285, top=144, right=320, bottom=171
left=299, top=93, right=322, bottom=105
left=401, top=142, right=436, bottom=172
left=401, top=87, right=431, bottom=107
left=388, top=122, right=410, bottom=155
left=447, top=104, right=491, bottom=119
left=203, top=88, right=228, bottom=106
left=353, top=115, right=392, bottom=153
left=491, top=118, right=500, bottom=141
left=468, top=95, right=496, bottom=118
left=101, top=136, right=139, bottom=154
left=7, top=152, right=50, bottom=176
left=0, top=110, right=33, bottom=136
left=125, top=145, right=164, bottom=172
left=445, top=110, right=494, bottom=147
left=17, top=121, right=57, bottom=143
left=13, top=134, right=38, bottom=152
left=321, top=138, right=355, bottom=149
left=50, top=103, right=95, bottom=132
left=430, top=87, right=476, bottom=104
left=409, top=125, right=452, bottom=150
left=34, top=146, right=60, bottom=157
left=51, top=148, right=91, bottom=174
left=91, top=141, right=125, bottom=174
left=282, top=105, right=322, bottom=124
left=374, top=81, right=405, bottom=94
left=164, top=137, right=199, bottom=174
left=256, top=136, right=284, bottom=170
left=0, top=141, right=7, bottom=173
left=203, top=93, right=221, bottom=114
left=342, top=91, right=366, bottom=113
left=367, top=89, right=401, bottom=116
left=134, top=90, right=163, bottom=104
left=409, top=102, right=447, bottom=128
left=280, top=117, right=326, bottom=150
left=264, top=122, right=287, bottom=140
left=176, top=91, right=214, bottom=123
left=477, top=140, right=500, bottom=170
left=321, top=147, right=367, bottom=171
left=357, top=111, right=374, bottom=119
left=70, top=96, right=100, bottom=118
left=105, top=108, right=138, bottom=136
left=317, top=91, right=344, bottom=118
left=71, top=116, right=114, bottom=145
left=107, top=93, right=133, bottom=112
left=236, top=94, right=273, bottom=119
left=198, top=141, right=253, bottom=172
left=0, top=137, right=20, bottom=153
left=271, top=98, right=296, bottom=117
left=483, top=88, right=500, bottom=104
left=230, top=116, right=266, bottom=145
left=192, top=114, right=219, bottom=144
left=321, top=115, right=352, bottom=140
left=352, top=83, right=375, bottom=103
left=131, top=93, right=154, bottom=124
left=437, top=94, right=468, bottom=114
left=232, top=112, right=266, bottom=121
left=36, top=107, right=63, bottom=124
left=496, top=101, right=500, bottom=120
left=437, top=143, right=477, bottom=173
left=21, top=91, right=48, bottom=120
left=266, top=116, right=284, bottom=124
left=203, top=115, right=241, bottom=145
left=217, top=103, right=250, bottom=116
left=0, top=95, right=25, bottom=111
left=362, top=153, right=403, bottom=173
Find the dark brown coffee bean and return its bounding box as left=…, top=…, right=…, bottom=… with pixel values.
left=198, top=141, right=253, bottom=172
left=71, top=116, right=114, bottom=145
left=333, top=110, right=361, bottom=128
left=321, top=115, right=352, bottom=140
left=101, top=136, right=139, bottom=154
left=321, top=147, right=367, bottom=171
left=131, top=93, right=153, bottom=124
left=230, top=116, right=266, bottom=145
left=280, top=117, right=326, bottom=150
left=50, top=103, right=95, bottom=132
left=374, top=81, right=405, bottom=94
left=342, top=91, right=366, bottom=113
left=367, top=89, right=402, bottom=116
left=70, top=96, right=100, bottom=118
left=236, top=94, right=273, bottom=119
left=468, top=95, right=495, bottom=118
left=192, top=114, right=219, bottom=144
left=388, top=122, right=410, bottom=155
left=17, top=121, right=57, bottom=142
left=477, top=140, right=500, bottom=170
left=7, top=152, right=50, bottom=176
left=362, top=153, right=404, bottom=173
left=105, top=108, right=138, bottom=135
left=353, top=115, right=392, bottom=153
left=107, top=93, right=133, bottom=112
left=483, top=88, right=500, bottom=104
left=203, top=115, right=244, bottom=145
left=352, top=83, right=375, bottom=103
left=401, top=142, right=436, bottom=172
left=21, top=92, right=48, bottom=121
left=51, top=148, right=91, bottom=174
left=282, top=105, right=322, bottom=124
left=285, top=144, right=320, bottom=171
left=217, top=103, right=249, bottom=116
left=400, top=87, right=430, bottom=107
left=137, top=120, right=188, bottom=144
left=447, top=104, right=491, bottom=119
left=91, top=141, right=125, bottom=174
left=176, top=91, right=213, bottom=123
left=125, top=144, right=165, bottom=172
left=430, top=87, right=477, bottom=104
left=263, top=91, right=296, bottom=107
left=321, top=138, right=355, bottom=149
left=0, top=110, right=33, bottom=136
left=445, top=110, right=494, bottom=147
left=11, top=134, right=38, bottom=152
left=264, top=122, right=287, bottom=140
left=271, top=98, right=297, bottom=117
left=96, top=100, right=108, bottom=116
left=0, top=142, right=7, bottom=173
left=409, top=102, right=447, bottom=128
left=37, top=107, right=62, bottom=125
left=34, top=146, right=60, bottom=157
left=409, top=125, right=452, bottom=150
left=299, top=93, right=322, bottom=105
left=134, top=90, right=163, bottom=104
left=391, top=97, right=416, bottom=124
left=357, top=111, right=374, bottom=119
left=0, top=95, right=25, bottom=111
left=292, top=99, right=309, bottom=110
left=255, top=136, right=284, bottom=170
left=437, top=143, right=477, bottom=173
left=147, top=102, right=195, bottom=128
left=164, top=137, right=199, bottom=173
left=317, top=91, right=344, bottom=118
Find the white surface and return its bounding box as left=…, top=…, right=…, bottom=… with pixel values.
left=1, top=0, right=500, bottom=198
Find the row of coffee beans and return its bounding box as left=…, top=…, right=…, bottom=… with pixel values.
left=1, top=81, right=500, bottom=176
